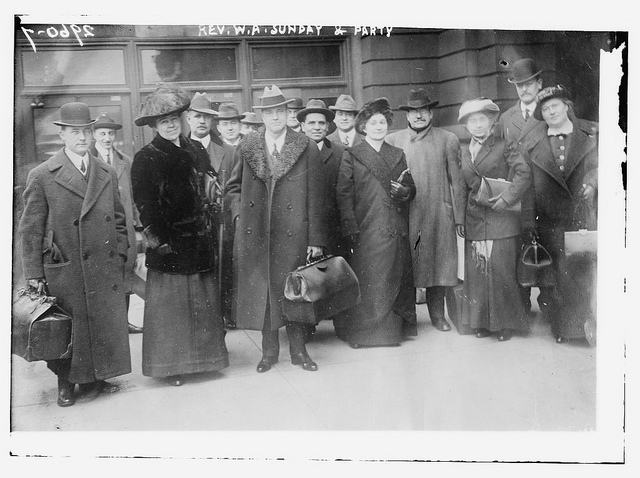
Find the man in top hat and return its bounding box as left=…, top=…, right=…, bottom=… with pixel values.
left=89, top=113, right=143, bottom=334
left=186, top=93, right=237, bottom=328
left=240, top=112, right=263, bottom=135
left=386, top=88, right=465, bottom=332
left=19, top=102, right=131, bottom=407
left=216, top=103, right=245, bottom=147
left=327, top=94, right=364, bottom=148
left=226, top=85, right=327, bottom=373
left=286, top=96, right=304, bottom=133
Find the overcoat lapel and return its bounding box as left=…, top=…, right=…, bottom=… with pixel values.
left=50, top=149, right=87, bottom=199
left=473, top=134, right=495, bottom=169
left=114, top=149, right=126, bottom=179
left=352, top=141, right=400, bottom=191
left=242, top=129, right=308, bottom=183
left=319, top=140, right=333, bottom=163
left=563, top=126, right=596, bottom=180
left=81, top=153, right=110, bottom=217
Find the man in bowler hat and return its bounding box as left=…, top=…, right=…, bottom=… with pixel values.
left=327, top=94, right=364, bottom=147
left=19, top=102, right=131, bottom=406
left=226, top=85, right=327, bottom=373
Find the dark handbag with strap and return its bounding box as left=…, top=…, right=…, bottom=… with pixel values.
left=282, top=255, right=361, bottom=324
left=12, top=288, right=72, bottom=362
left=517, top=237, right=556, bottom=287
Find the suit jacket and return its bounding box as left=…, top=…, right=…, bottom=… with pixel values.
left=317, top=138, right=347, bottom=255
left=19, top=149, right=131, bottom=383
left=497, top=101, right=541, bottom=147
left=327, top=129, right=364, bottom=148
left=460, top=134, right=531, bottom=240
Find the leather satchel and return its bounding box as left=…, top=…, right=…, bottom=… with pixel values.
left=476, top=177, right=521, bottom=212
left=282, top=255, right=361, bottom=324
left=12, top=288, right=72, bottom=362
left=517, top=238, right=556, bottom=287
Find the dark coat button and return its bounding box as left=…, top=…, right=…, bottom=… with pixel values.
left=287, top=230, right=293, bottom=237
left=287, top=203, right=293, bottom=210
left=105, top=215, right=111, bottom=222
left=112, top=284, right=118, bottom=290
left=73, top=219, right=79, bottom=226
left=82, top=252, right=89, bottom=260
left=246, top=228, right=252, bottom=234
left=249, top=200, right=254, bottom=207
left=109, top=250, right=115, bottom=257
left=397, top=208, right=402, bottom=214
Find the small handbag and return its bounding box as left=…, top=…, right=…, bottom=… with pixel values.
left=476, top=177, right=521, bottom=212
left=564, top=197, right=597, bottom=258
left=12, top=287, right=72, bottom=362
left=517, top=237, right=556, bottom=287
left=282, top=255, right=361, bottom=324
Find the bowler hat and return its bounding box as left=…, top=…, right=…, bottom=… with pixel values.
left=457, top=97, right=500, bottom=123
left=216, top=103, right=245, bottom=120
left=355, top=97, right=393, bottom=134
left=533, top=85, right=571, bottom=121
left=92, top=112, right=122, bottom=130
left=241, top=112, right=263, bottom=125
left=287, top=96, right=304, bottom=110
left=188, top=92, right=218, bottom=116
left=398, top=88, right=439, bottom=111
left=253, top=85, right=296, bottom=110
left=507, top=58, right=543, bottom=84
left=329, top=94, right=359, bottom=112
left=54, top=102, right=96, bottom=127
left=296, top=99, right=335, bottom=123
left=134, top=83, right=191, bottom=127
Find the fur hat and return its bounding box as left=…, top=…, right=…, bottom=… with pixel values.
left=134, top=83, right=192, bottom=127
left=355, top=97, right=393, bottom=134
left=457, top=97, right=500, bottom=123
left=533, top=85, right=571, bottom=121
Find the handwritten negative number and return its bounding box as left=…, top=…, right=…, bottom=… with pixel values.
left=21, top=25, right=95, bottom=52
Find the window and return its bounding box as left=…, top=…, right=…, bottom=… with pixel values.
left=252, top=44, right=342, bottom=80
left=140, top=48, right=237, bottom=84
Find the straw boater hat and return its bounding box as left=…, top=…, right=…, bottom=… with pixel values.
left=507, top=58, right=543, bottom=84
left=287, top=96, right=304, bottom=110
left=253, top=85, right=296, bottom=110
left=457, top=98, right=501, bottom=124
left=134, top=83, right=191, bottom=127
left=54, top=102, right=96, bottom=127
left=188, top=92, right=218, bottom=116
left=241, top=112, right=263, bottom=125
left=217, top=103, right=245, bottom=120
left=355, top=97, right=393, bottom=134
left=398, top=88, right=439, bottom=111
left=329, top=94, right=359, bottom=113
left=92, top=112, right=122, bottom=130
left=296, top=99, right=335, bottom=123
left=533, top=84, right=571, bottom=121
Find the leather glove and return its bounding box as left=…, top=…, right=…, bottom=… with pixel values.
left=390, top=180, right=410, bottom=201
left=27, top=278, right=46, bottom=294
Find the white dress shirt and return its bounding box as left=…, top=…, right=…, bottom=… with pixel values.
left=65, top=148, right=89, bottom=176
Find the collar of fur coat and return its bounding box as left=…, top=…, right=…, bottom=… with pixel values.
left=239, top=129, right=308, bottom=183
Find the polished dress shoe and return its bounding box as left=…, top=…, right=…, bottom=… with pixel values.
left=497, top=329, right=512, bottom=342
left=256, top=356, right=278, bottom=373
left=556, top=335, right=565, bottom=344
left=168, top=375, right=183, bottom=386
left=128, top=323, right=143, bottom=334
left=57, top=377, right=75, bottom=407
left=291, top=352, right=318, bottom=371
left=475, top=328, right=491, bottom=338
left=431, top=317, right=451, bottom=332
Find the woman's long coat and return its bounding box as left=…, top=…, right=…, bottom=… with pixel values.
left=520, top=118, right=598, bottom=338
left=19, top=149, right=131, bottom=384
left=335, top=140, right=417, bottom=346
left=226, top=129, right=328, bottom=331
left=386, top=125, right=465, bottom=287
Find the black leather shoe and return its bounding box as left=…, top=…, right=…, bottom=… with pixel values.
left=128, top=323, right=143, bottom=334
left=431, top=318, right=451, bottom=332
left=57, top=378, right=75, bottom=407
left=475, top=328, right=491, bottom=338
left=291, top=352, right=318, bottom=371
left=498, top=329, right=512, bottom=342
left=556, top=335, right=565, bottom=344
left=256, top=356, right=278, bottom=373
left=168, top=375, right=183, bottom=386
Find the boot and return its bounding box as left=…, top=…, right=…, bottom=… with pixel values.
left=57, top=377, right=75, bottom=407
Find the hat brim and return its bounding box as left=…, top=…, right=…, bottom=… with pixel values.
left=92, top=122, right=122, bottom=130
left=296, top=107, right=335, bottom=123
left=398, top=100, right=439, bottom=111
left=189, top=107, right=219, bottom=116
left=507, top=70, right=543, bottom=84
left=253, top=98, right=296, bottom=110
left=54, top=119, right=97, bottom=127
left=241, top=119, right=263, bottom=125
left=134, top=104, right=189, bottom=127
left=216, top=114, right=246, bottom=121
left=328, top=106, right=359, bottom=112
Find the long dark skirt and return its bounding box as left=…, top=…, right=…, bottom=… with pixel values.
left=142, top=269, right=229, bottom=377
left=462, top=237, right=529, bottom=333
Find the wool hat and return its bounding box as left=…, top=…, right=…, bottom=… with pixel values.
left=287, top=96, right=304, bottom=110
left=217, top=103, right=245, bottom=120
left=188, top=92, right=218, bottom=116
left=507, top=58, right=543, bottom=84
left=329, top=94, right=359, bottom=112
left=253, top=85, right=296, bottom=110
left=241, top=112, right=263, bottom=125
left=134, top=83, right=191, bottom=127
left=457, top=98, right=500, bottom=123
left=355, top=97, right=393, bottom=134
left=54, top=102, right=96, bottom=127
left=296, top=99, right=335, bottom=123
left=92, top=112, right=122, bottom=130
left=398, top=88, right=439, bottom=111
left=533, top=84, right=571, bottom=121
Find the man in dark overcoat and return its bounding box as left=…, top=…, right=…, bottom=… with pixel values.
left=226, top=85, right=327, bottom=373
left=19, top=102, right=131, bottom=407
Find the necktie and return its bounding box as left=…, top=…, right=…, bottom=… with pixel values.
left=106, top=150, right=111, bottom=165
left=80, top=159, right=86, bottom=174
left=342, top=136, right=350, bottom=146
left=524, top=109, right=530, bottom=121
left=272, top=144, right=280, bottom=161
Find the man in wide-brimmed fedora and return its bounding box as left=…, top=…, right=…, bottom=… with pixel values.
left=286, top=96, right=304, bottom=133
left=19, top=102, right=132, bottom=406
left=90, top=112, right=143, bottom=334
left=226, top=85, right=328, bottom=373
left=216, top=102, right=245, bottom=147
left=240, top=111, right=263, bottom=135
left=327, top=94, right=363, bottom=147
left=386, top=88, right=465, bottom=332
